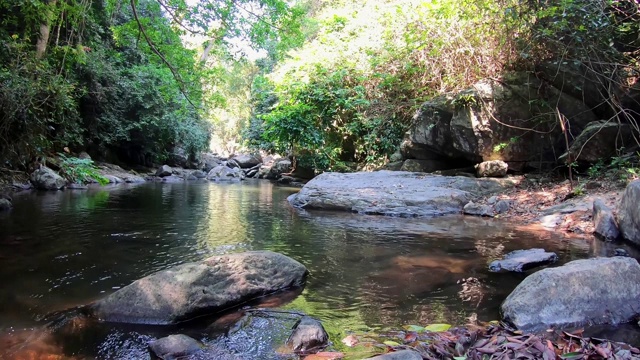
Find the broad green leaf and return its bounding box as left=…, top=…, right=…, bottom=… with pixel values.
left=424, top=323, right=451, bottom=332
left=402, top=325, right=426, bottom=332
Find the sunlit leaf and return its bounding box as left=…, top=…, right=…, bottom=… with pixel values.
left=424, top=323, right=452, bottom=332
left=403, top=325, right=426, bottom=332
left=383, top=340, right=401, bottom=347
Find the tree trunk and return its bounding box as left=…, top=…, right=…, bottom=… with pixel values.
left=35, top=0, right=57, bottom=59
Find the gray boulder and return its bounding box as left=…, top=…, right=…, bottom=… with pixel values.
left=30, top=166, right=66, bottom=190
left=463, top=201, right=494, bottom=217
left=0, top=198, right=11, bottom=211
left=103, top=175, right=123, bottom=184
left=191, top=170, right=207, bottom=179
left=401, top=74, right=597, bottom=170
left=162, top=175, right=184, bottom=183
left=156, top=165, right=172, bottom=177
left=231, top=153, right=262, bottom=169
left=501, top=257, right=640, bottom=331
left=260, top=159, right=292, bottom=180
left=286, top=316, right=329, bottom=354
left=562, top=121, right=634, bottom=163
left=200, top=153, right=223, bottom=172
left=207, top=165, right=244, bottom=181
left=593, top=198, right=620, bottom=240
left=364, top=350, right=423, bottom=360
left=618, top=180, right=640, bottom=245
left=90, top=251, right=307, bottom=324
left=489, top=249, right=558, bottom=272
left=400, top=159, right=450, bottom=173
left=476, top=160, right=508, bottom=177
left=149, top=334, right=203, bottom=360
left=288, top=171, right=516, bottom=217
left=494, top=199, right=511, bottom=214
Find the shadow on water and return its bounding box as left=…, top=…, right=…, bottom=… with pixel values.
left=0, top=181, right=638, bottom=358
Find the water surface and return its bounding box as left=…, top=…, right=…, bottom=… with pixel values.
left=0, top=180, right=633, bottom=358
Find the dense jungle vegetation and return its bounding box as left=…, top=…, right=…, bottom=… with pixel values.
left=1, top=0, right=639, bottom=173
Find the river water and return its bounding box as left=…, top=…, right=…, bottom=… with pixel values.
left=0, top=180, right=635, bottom=359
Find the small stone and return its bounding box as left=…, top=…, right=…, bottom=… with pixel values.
left=149, top=334, right=203, bottom=360
left=475, top=160, right=508, bottom=177
left=464, top=201, right=494, bottom=217
left=494, top=199, right=511, bottom=214
left=487, top=196, right=498, bottom=205
left=614, top=248, right=630, bottom=257
left=287, top=316, right=329, bottom=354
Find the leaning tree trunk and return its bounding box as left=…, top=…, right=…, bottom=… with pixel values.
left=35, top=0, right=57, bottom=59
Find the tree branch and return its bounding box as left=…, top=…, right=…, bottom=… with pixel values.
left=129, top=0, right=198, bottom=110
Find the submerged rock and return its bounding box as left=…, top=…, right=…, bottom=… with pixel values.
left=286, top=316, right=329, bottom=354
left=30, top=166, right=66, bottom=190
left=288, top=171, right=516, bottom=217
left=501, top=257, right=640, bottom=331
left=489, top=249, right=558, bottom=272
left=364, top=350, right=423, bottom=360
left=618, top=180, right=640, bottom=245
left=593, top=198, right=620, bottom=240
left=90, top=251, right=307, bottom=325
left=0, top=198, right=11, bottom=211
left=149, top=334, right=203, bottom=360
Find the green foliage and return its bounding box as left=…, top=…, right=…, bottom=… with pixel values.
left=58, top=154, right=109, bottom=185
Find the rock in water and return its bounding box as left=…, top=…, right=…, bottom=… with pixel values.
left=30, top=166, right=66, bottom=190
left=501, top=257, right=640, bottom=331
left=90, top=251, right=307, bottom=324
left=149, top=334, right=203, bottom=360
left=363, top=350, right=423, bottom=360
left=0, top=198, right=11, bottom=211
left=288, top=171, right=516, bottom=217
left=593, top=198, right=620, bottom=240
left=287, top=316, right=329, bottom=354
left=206, top=165, right=244, bottom=181
left=156, top=165, right=172, bottom=177
left=618, top=180, right=640, bottom=245
left=489, top=249, right=558, bottom=272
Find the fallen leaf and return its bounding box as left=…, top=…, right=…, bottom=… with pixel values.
left=341, top=335, right=359, bottom=347
left=383, top=340, right=401, bottom=347
left=425, top=323, right=452, bottom=332
left=403, top=324, right=426, bottom=332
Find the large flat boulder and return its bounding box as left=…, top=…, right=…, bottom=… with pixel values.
left=489, top=248, right=557, bottom=272
left=501, top=257, right=640, bottom=331
left=90, top=251, right=307, bottom=325
left=618, top=180, right=640, bottom=245
left=288, top=171, right=516, bottom=217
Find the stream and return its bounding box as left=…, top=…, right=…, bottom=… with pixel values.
left=0, top=180, right=637, bottom=359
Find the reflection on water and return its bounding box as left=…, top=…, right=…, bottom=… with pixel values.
left=0, top=180, right=636, bottom=358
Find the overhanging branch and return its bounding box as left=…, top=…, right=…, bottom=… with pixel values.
left=129, top=0, right=198, bottom=110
